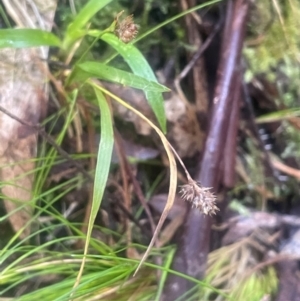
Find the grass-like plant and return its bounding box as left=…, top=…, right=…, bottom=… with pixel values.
left=0, top=0, right=222, bottom=300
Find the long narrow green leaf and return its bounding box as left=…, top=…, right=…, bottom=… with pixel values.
left=68, top=0, right=113, bottom=34
left=74, top=84, right=114, bottom=291
left=0, top=29, right=61, bottom=49
left=63, top=0, right=113, bottom=50
left=91, top=87, right=114, bottom=229
left=155, top=248, right=176, bottom=301
left=100, top=33, right=167, bottom=132
left=74, top=62, right=170, bottom=93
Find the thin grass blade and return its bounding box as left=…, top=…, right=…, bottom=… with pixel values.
left=100, top=33, right=167, bottom=132
left=74, top=62, right=170, bottom=93
left=67, top=0, right=113, bottom=34
left=91, top=88, right=114, bottom=228
left=0, top=29, right=60, bottom=48
left=73, top=87, right=114, bottom=292
left=63, top=0, right=113, bottom=50
left=92, top=85, right=178, bottom=277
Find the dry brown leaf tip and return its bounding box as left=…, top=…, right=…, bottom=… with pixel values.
left=179, top=180, right=218, bottom=216
left=115, top=13, right=138, bottom=43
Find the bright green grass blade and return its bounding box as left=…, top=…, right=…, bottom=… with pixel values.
left=63, top=0, right=113, bottom=50
left=90, top=87, right=113, bottom=231
left=73, top=85, right=114, bottom=291
left=100, top=33, right=167, bottom=132
left=155, top=247, right=176, bottom=301
left=75, top=61, right=170, bottom=93
left=101, top=34, right=161, bottom=83
left=0, top=29, right=61, bottom=48
left=68, top=0, right=113, bottom=34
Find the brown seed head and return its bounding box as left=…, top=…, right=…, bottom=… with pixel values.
left=179, top=180, right=218, bottom=216
left=115, top=15, right=138, bottom=43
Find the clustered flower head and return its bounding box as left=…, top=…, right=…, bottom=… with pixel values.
left=115, top=12, right=139, bottom=43
left=179, top=180, right=218, bottom=216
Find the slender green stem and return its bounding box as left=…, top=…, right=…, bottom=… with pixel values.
left=76, top=21, right=116, bottom=64
left=103, top=0, right=222, bottom=64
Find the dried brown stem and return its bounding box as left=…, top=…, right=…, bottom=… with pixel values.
left=222, top=71, right=241, bottom=188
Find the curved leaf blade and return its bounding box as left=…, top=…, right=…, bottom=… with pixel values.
left=91, top=87, right=114, bottom=239
left=100, top=33, right=167, bottom=133
left=73, top=85, right=114, bottom=290
left=0, top=29, right=61, bottom=49
left=76, top=62, right=170, bottom=93
left=64, top=0, right=113, bottom=50
left=68, top=0, right=113, bottom=34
